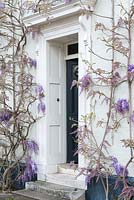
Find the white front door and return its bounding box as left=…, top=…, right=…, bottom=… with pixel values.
left=47, top=42, right=66, bottom=168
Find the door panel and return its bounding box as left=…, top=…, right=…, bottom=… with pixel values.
left=49, top=83, right=61, bottom=124
left=49, top=45, right=61, bottom=83
left=67, top=59, right=78, bottom=164
left=48, top=43, right=66, bottom=165
left=49, top=125, right=62, bottom=163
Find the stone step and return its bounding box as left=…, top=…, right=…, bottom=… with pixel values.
left=13, top=189, right=60, bottom=200
left=14, top=181, right=85, bottom=200
left=58, top=163, right=78, bottom=176
left=46, top=173, right=86, bottom=190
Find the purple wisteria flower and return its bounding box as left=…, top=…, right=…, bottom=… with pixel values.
left=24, top=139, right=39, bottom=154
left=130, top=112, right=134, bottom=123
left=28, top=57, right=37, bottom=68
left=36, top=84, right=44, bottom=98
left=85, top=175, right=92, bottom=184
left=79, top=73, right=92, bottom=93
left=128, top=64, right=134, bottom=73
left=36, top=84, right=45, bottom=114
left=65, top=0, right=72, bottom=3
left=0, top=2, right=5, bottom=9
left=38, top=101, right=46, bottom=114
left=23, top=55, right=37, bottom=68
left=0, top=109, right=12, bottom=122
left=111, top=156, right=128, bottom=177
left=117, top=17, right=124, bottom=28
left=115, top=99, right=129, bottom=114
left=20, top=156, right=38, bottom=182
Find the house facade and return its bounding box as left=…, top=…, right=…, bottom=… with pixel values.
left=24, top=0, right=134, bottom=188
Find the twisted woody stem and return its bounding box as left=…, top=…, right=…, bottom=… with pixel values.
left=122, top=3, right=134, bottom=185
left=97, top=0, right=115, bottom=165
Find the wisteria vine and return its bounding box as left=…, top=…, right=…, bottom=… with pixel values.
left=0, top=0, right=46, bottom=191
left=71, top=1, right=134, bottom=199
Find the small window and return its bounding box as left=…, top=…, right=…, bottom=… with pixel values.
left=67, top=43, right=78, bottom=55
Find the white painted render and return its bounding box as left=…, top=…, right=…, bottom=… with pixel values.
left=25, top=0, right=134, bottom=182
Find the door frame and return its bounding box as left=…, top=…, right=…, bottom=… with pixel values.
left=45, top=40, right=79, bottom=171
left=37, top=18, right=80, bottom=178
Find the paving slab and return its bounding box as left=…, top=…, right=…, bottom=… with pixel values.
left=13, top=190, right=62, bottom=200
left=26, top=181, right=85, bottom=200
left=0, top=193, right=33, bottom=200
left=13, top=194, right=35, bottom=200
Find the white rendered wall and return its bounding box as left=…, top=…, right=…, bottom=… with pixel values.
left=25, top=0, right=134, bottom=179
left=79, top=0, right=134, bottom=177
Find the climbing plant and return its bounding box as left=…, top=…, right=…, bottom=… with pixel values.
left=0, top=0, right=47, bottom=191
left=72, top=1, right=134, bottom=199
left=0, top=0, right=76, bottom=192
left=0, top=1, right=134, bottom=200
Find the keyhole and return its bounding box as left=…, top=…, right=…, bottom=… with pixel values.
left=57, top=98, right=60, bottom=102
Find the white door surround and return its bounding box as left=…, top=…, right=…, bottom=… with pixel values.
left=36, top=17, right=80, bottom=180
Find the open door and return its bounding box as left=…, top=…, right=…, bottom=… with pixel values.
left=66, top=59, right=78, bottom=164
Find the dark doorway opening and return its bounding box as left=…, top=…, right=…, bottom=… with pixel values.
left=66, top=59, right=78, bottom=164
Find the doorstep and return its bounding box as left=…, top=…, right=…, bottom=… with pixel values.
left=58, top=163, right=78, bottom=175
left=46, top=173, right=86, bottom=190
left=14, top=181, right=85, bottom=200
left=45, top=163, right=86, bottom=190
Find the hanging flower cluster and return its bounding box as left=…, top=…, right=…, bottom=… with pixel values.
left=0, top=2, right=5, bottom=9
left=115, top=99, right=129, bottom=114
left=28, top=57, right=37, bottom=68
left=20, top=139, right=39, bottom=182
left=36, top=84, right=46, bottom=114
left=128, top=64, right=134, bottom=81
left=23, top=55, right=37, bottom=68
left=0, top=109, right=12, bottom=123
left=20, top=156, right=38, bottom=182
left=79, top=73, right=93, bottom=93
left=130, top=112, right=134, bottom=123
left=24, top=139, right=39, bottom=154
left=128, top=64, right=134, bottom=73
left=111, top=156, right=128, bottom=177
